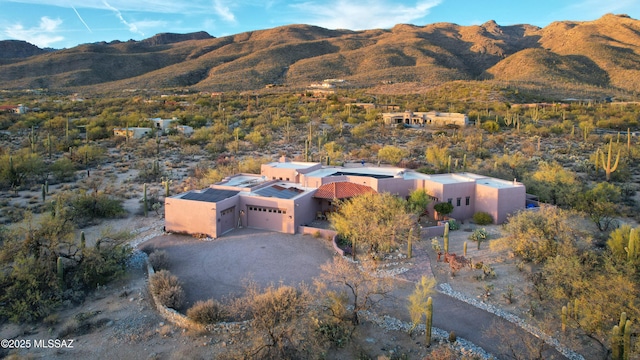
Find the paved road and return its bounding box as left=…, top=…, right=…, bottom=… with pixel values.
left=143, top=228, right=570, bottom=359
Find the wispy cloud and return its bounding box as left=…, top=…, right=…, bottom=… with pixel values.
left=291, top=0, right=441, bottom=30
left=102, top=0, right=144, bottom=36
left=213, top=0, right=236, bottom=23
left=72, top=6, right=92, bottom=32
left=3, top=16, right=64, bottom=47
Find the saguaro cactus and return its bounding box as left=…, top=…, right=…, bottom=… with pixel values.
left=623, top=319, right=631, bottom=360
left=613, top=325, right=622, bottom=360
left=602, top=139, right=621, bottom=181
left=407, top=227, right=413, bottom=259
left=80, top=231, right=86, bottom=251
left=41, top=184, right=46, bottom=202
left=626, top=228, right=637, bottom=261
left=443, top=222, right=450, bottom=254
left=143, top=183, right=148, bottom=217
left=561, top=305, right=567, bottom=332
left=425, top=296, right=433, bottom=347
left=57, top=256, right=64, bottom=289
left=463, top=241, right=467, bottom=257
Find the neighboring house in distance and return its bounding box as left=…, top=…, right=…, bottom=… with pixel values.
left=113, top=127, right=152, bottom=139
left=175, top=125, right=194, bottom=136
left=0, top=104, right=27, bottom=114
left=383, top=110, right=469, bottom=128
left=149, top=117, right=176, bottom=131
left=165, top=157, right=526, bottom=239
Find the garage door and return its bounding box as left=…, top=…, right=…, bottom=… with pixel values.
left=246, top=205, right=286, bottom=232
left=219, top=206, right=235, bottom=235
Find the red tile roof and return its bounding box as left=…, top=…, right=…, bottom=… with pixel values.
left=313, top=181, right=376, bottom=200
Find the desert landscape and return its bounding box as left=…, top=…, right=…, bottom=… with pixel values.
left=0, top=12, right=639, bottom=360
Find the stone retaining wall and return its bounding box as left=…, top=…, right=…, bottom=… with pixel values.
left=146, top=258, right=248, bottom=333
left=298, top=226, right=343, bottom=256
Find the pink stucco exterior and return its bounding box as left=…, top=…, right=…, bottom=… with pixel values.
left=164, top=158, right=527, bottom=238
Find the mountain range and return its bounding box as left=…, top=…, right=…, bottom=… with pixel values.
left=0, top=13, right=639, bottom=95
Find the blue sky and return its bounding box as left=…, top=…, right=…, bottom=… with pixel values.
left=1, top=0, right=639, bottom=49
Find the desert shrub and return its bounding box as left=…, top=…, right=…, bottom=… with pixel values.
left=447, top=220, right=460, bottom=230
left=472, top=211, right=493, bottom=225
left=0, top=254, right=60, bottom=322
left=50, top=157, right=77, bottom=182
left=148, top=249, right=170, bottom=270
left=482, top=120, right=500, bottom=133
left=69, top=192, right=125, bottom=226
left=434, top=202, right=453, bottom=218
left=150, top=270, right=185, bottom=309
left=187, top=299, right=225, bottom=324
left=74, top=242, right=131, bottom=289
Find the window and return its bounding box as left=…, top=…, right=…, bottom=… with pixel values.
left=447, top=198, right=452, bottom=204
left=465, top=196, right=470, bottom=206
left=456, top=197, right=461, bottom=207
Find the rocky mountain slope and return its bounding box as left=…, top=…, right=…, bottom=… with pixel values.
left=0, top=13, right=639, bottom=93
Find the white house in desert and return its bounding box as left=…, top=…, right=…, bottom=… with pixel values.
left=383, top=111, right=469, bottom=128
left=165, top=157, right=526, bottom=239
left=113, top=127, right=152, bottom=139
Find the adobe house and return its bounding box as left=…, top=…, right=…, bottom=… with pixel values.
left=382, top=110, right=469, bottom=128
left=164, top=157, right=526, bottom=238
left=113, top=127, right=152, bottom=139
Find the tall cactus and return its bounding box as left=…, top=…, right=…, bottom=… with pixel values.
left=47, top=132, right=52, bottom=159
left=29, top=125, right=37, bottom=153
left=613, top=325, right=622, bottom=360
left=425, top=296, right=433, bottom=348
left=80, top=231, right=86, bottom=252
left=57, top=256, right=64, bottom=289
left=41, top=183, right=46, bottom=202
left=143, top=183, right=148, bottom=217
left=602, top=139, right=621, bottom=181
left=463, top=241, right=468, bottom=257
left=623, top=319, right=631, bottom=360
left=443, top=221, right=450, bottom=254
left=626, top=228, right=637, bottom=261
left=561, top=306, right=567, bottom=332
left=612, top=313, right=632, bottom=360
left=407, top=227, right=413, bottom=259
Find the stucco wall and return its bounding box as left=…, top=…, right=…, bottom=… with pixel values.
left=495, top=186, right=527, bottom=224
left=294, top=192, right=320, bottom=229
left=440, top=182, right=476, bottom=221
left=165, top=197, right=217, bottom=237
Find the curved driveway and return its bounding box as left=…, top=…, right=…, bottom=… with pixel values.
left=141, top=228, right=334, bottom=307
left=142, top=228, right=569, bottom=359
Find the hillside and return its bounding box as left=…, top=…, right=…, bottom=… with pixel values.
left=0, top=14, right=639, bottom=94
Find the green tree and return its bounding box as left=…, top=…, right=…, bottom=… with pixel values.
left=425, top=145, right=449, bottom=173
left=316, top=257, right=393, bottom=325
left=433, top=202, right=453, bottom=220
left=524, top=161, right=581, bottom=207
left=377, top=145, right=409, bottom=165
left=500, top=206, right=576, bottom=263
left=408, top=275, right=436, bottom=332
left=407, top=189, right=432, bottom=218
left=330, top=192, right=416, bottom=258
left=576, top=182, right=621, bottom=232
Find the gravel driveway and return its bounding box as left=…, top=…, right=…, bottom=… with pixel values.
left=142, top=228, right=335, bottom=307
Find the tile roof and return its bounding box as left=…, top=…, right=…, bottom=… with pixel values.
left=313, top=182, right=376, bottom=200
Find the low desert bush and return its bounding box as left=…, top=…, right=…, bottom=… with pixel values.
left=148, top=250, right=170, bottom=270
left=186, top=299, right=225, bottom=324
left=472, top=211, right=493, bottom=225
left=150, top=270, right=184, bottom=309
